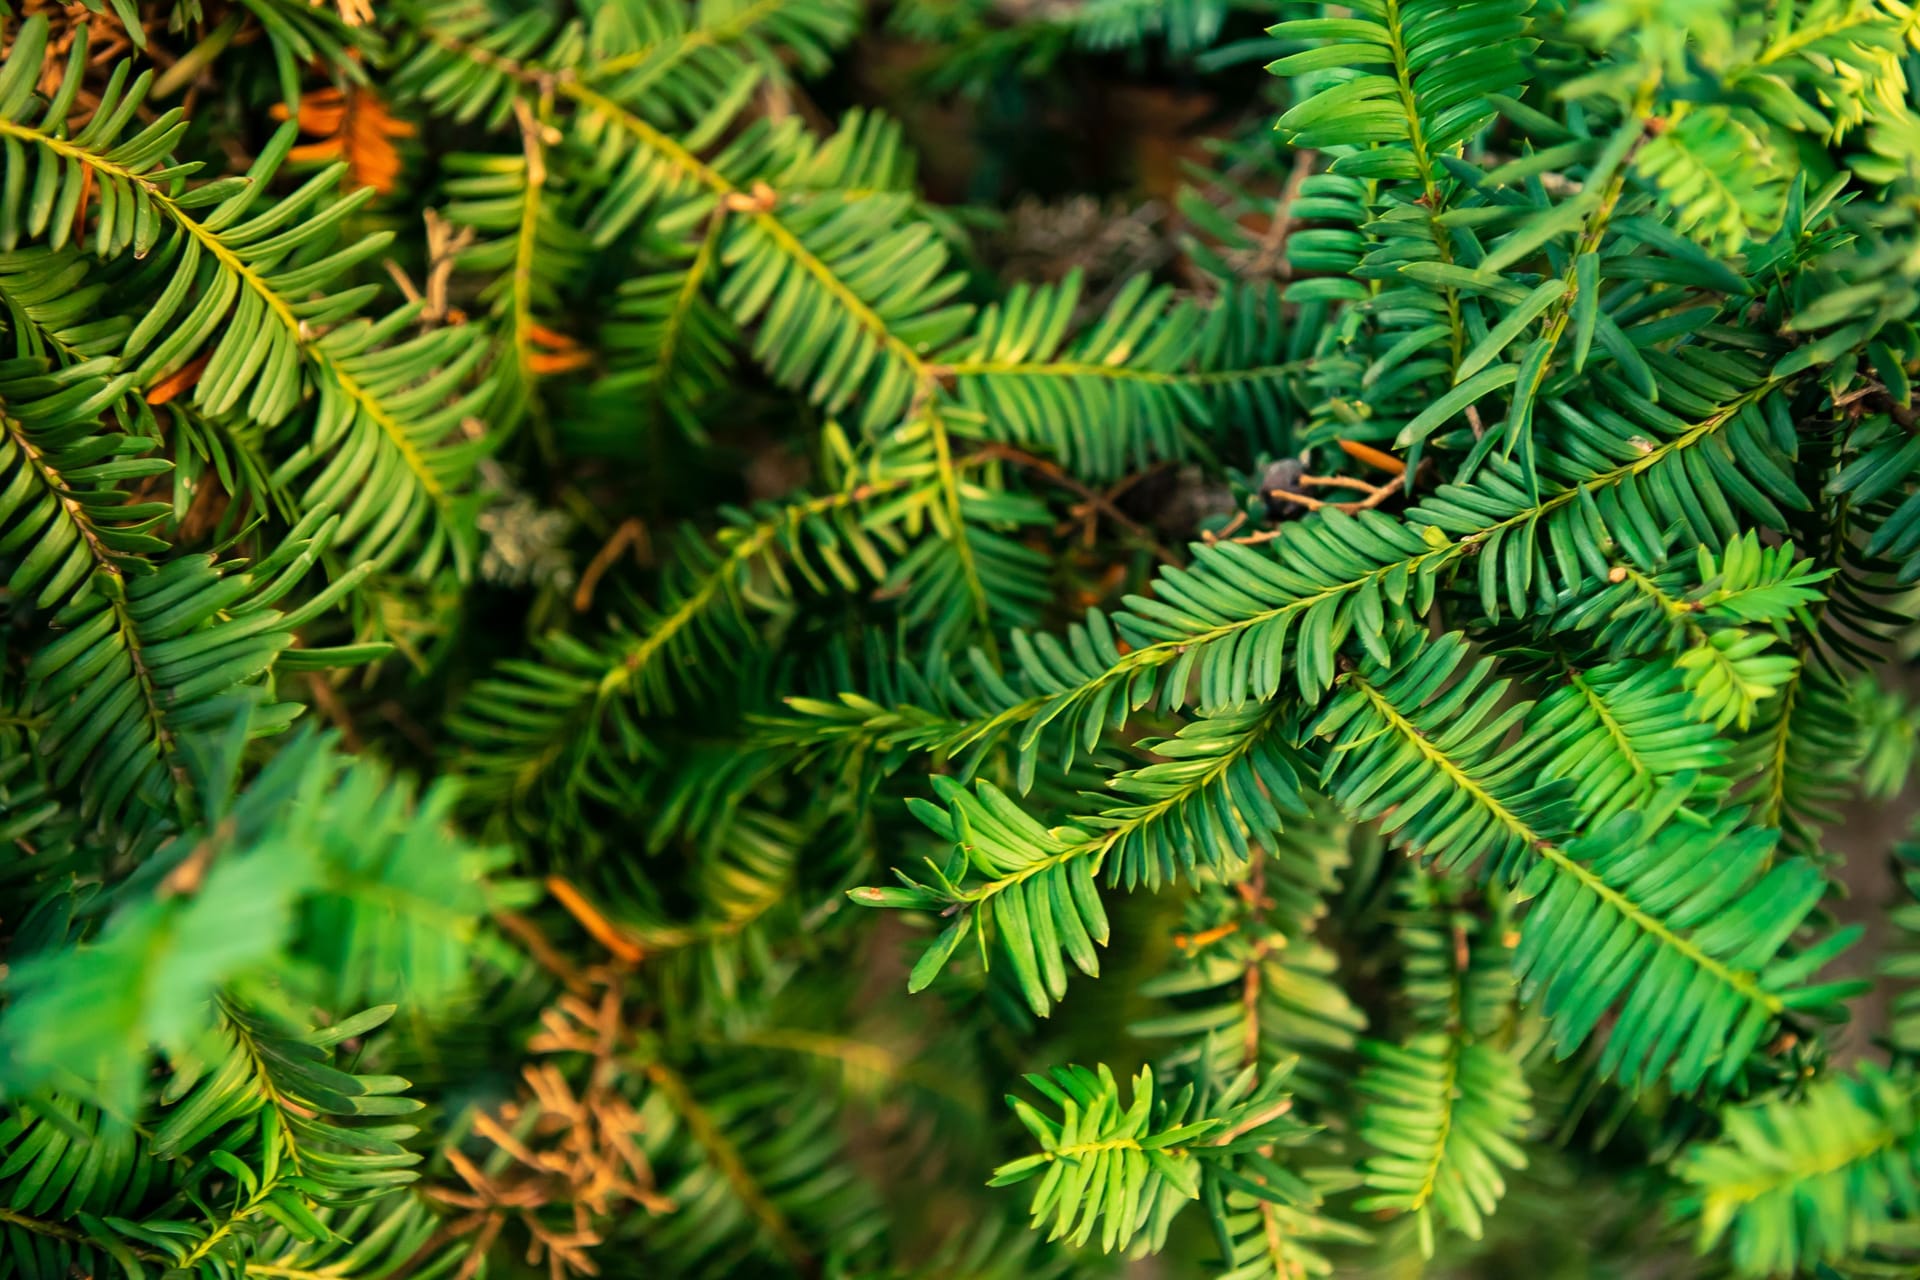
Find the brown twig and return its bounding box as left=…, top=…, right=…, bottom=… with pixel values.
left=1248, top=472, right=1401, bottom=523
left=1204, top=510, right=1249, bottom=542
left=573, top=517, right=649, bottom=612
left=303, top=672, right=364, bottom=751
left=384, top=210, right=475, bottom=327
left=1202, top=435, right=1411, bottom=546
left=974, top=442, right=1181, bottom=566
left=494, top=908, right=593, bottom=996
left=1247, top=149, right=1317, bottom=281
left=1240, top=955, right=1266, bottom=1067
left=1297, top=474, right=1377, bottom=494
left=1236, top=848, right=1272, bottom=1067
left=378, top=699, right=438, bottom=757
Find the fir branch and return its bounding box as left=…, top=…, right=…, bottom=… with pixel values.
left=643, top=1059, right=814, bottom=1272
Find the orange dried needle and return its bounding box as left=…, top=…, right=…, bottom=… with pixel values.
left=545, top=875, right=645, bottom=965
left=1336, top=438, right=1406, bottom=476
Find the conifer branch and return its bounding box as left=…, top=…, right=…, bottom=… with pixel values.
left=1340, top=664, right=1783, bottom=1018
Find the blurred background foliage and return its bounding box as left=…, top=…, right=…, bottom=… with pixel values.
left=5, top=1, right=1920, bottom=1278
